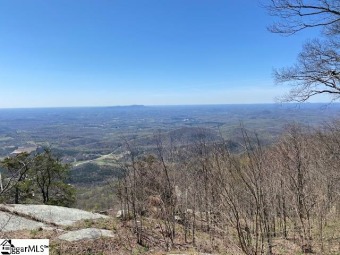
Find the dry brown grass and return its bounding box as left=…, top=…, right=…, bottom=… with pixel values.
left=47, top=216, right=244, bottom=255
left=1, top=215, right=339, bottom=255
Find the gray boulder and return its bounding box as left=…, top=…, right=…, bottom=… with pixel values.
left=0, top=211, right=48, bottom=232
left=0, top=204, right=108, bottom=226
left=58, top=228, right=115, bottom=242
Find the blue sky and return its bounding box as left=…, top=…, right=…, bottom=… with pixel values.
left=0, top=0, right=322, bottom=108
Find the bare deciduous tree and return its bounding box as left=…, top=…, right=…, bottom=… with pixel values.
left=115, top=123, right=340, bottom=254
left=275, top=39, right=340, bottom=102
left=266, top=0, right=340, bottom=35
left=265, top=0, right=340, bottom=102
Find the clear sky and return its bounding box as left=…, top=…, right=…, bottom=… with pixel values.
left=0, top=0, right=322, bottom=108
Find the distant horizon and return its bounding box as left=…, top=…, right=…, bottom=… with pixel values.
left=0, top=102, right=339, bottom=110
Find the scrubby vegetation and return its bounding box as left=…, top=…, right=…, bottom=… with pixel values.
left=116, top=123, right=340, bottom=254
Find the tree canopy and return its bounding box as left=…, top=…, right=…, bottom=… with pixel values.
left=0, top=149, right=75, bottom=207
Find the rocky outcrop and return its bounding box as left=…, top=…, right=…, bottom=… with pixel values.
left=0, top=204, right=112, bottom=242
left=58, top=228, right=115, bottom=242
left=0, top=204, right=108, bottom=226
left=0, top=211, right=48, bottom=232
